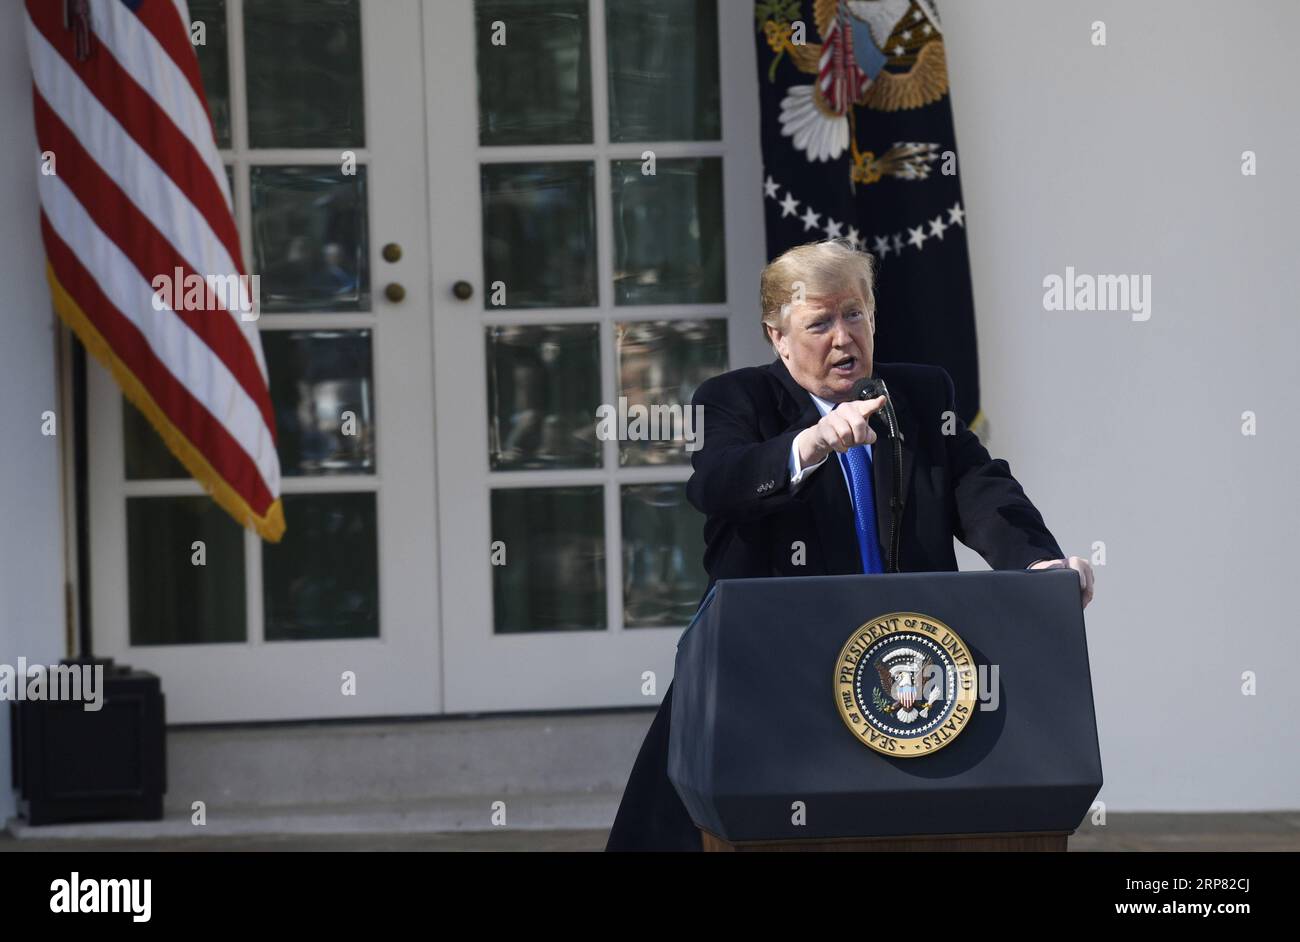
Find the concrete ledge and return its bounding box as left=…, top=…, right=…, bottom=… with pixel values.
left=163, top=709, right=655, bottom=814
left=5, top=792, right=623, bottom=841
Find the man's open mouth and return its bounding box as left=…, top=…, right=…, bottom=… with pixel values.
left=831, top=356, right=857, bottom=373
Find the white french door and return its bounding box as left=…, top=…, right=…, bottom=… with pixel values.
left=88, top=0, right=439, bottom=723
left=87, top=0, right=767, bottom=722
left=425, top=0, right=766, bottom=712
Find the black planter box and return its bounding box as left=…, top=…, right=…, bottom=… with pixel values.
left=10, top=659, right=166, bottom=825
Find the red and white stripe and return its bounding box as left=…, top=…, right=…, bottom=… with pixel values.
left=24, top=0, right=281, bottom=536
left=818, top=7, right=870, bottom=115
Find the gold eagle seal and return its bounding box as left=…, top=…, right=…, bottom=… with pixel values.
left=834, top=611, right=978, bottom=757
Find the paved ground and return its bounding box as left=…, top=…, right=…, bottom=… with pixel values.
left=3, top=813, right=1298, bottom=851
left=0, top=829, right=607, bottom=852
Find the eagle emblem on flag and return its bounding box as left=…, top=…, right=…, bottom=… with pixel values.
left=757, top=0, right=949, bottom=184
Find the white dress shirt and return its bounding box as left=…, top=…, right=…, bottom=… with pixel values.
left=787, top=393, right=873, bottom=497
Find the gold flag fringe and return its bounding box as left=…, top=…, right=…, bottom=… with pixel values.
left=45, top=263, right=285, bottom=542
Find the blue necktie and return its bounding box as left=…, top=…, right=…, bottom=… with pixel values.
left=839, top=445, right=886, bottom=574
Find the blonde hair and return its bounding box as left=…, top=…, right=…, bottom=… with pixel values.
left=759, top=239, right=876, bottom=347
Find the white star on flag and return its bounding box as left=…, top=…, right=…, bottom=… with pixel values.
left=779, top=193, right=800, bottom=217
left=948, top=202, right=966, bottom=226
left=800, top=207, right=821, bottom=231
left=908, top=225, right=927, bottom=249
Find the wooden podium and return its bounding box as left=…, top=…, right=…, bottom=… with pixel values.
left=669, top=571, right=1101, bottom=852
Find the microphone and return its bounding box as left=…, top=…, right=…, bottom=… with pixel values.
left=851, top=376, right=886, bottom=401
left=851, top=376, right=902, bottom=441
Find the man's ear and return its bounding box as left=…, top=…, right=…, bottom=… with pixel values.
left=767, top=325, right=789, bottom=359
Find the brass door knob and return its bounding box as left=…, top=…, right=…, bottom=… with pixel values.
left=452, top=280, right=473, bottom=300
left=384, top=282, right=406, bottom=303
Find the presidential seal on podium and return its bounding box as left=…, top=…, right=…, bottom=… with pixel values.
left=834, top=611, right=979, bottom=757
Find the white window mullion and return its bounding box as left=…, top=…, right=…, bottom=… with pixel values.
left=245, top=524, right=263, bottom=645
left=227, top=0, right=251, bottom=267
left=588, top=0, right=624, bottom=634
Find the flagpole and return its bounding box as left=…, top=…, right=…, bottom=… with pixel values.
left=70, top=331, right=93, bottom=659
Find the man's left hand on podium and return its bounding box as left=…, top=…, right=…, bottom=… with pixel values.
left=1028, top=556, right=1095, bottom=609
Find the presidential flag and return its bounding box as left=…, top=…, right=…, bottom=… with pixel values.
left=25, top=0, right=283, bottom=540
left=754, top=0, right=983, bottom=427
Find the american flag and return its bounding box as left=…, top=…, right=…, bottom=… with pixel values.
left=25, top=0, right=283, bottom=541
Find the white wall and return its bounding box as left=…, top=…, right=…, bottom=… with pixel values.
left=940, top=0, right=1300, bottom=809
left=0, top=0, right=65, bottom=825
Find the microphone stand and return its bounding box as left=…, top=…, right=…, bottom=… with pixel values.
left=880, top=384, right=904, bottom=573
left=860, top=378, right=905, bottom=573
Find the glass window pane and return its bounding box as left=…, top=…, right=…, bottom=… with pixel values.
left=263, top=493, right=378, bottom=640
left=475, top=0, right=592, bottom=146
left=622, top=483, right=707, bottom=628
left=124, top=398, right=188, bottom=481
left=481, top=162, right=596, bottom=309
left=263, top=329, right=375, bottom=476
left=244, top=0, right=364, bottom=148
left=127, top=497, right=246, bottom=645
left=616, top=319, right=727, bottom=466
left=605, top=0, right=720, bottom=142
left=251, top=165, right=370, bottom=314
left=611, top=157, right=725, bottom=305
left=125, top=331, right=376, bottom=480
left=487, top=323, right=601, bottom=470
left=189, top=0, right=231, bottom=149
left=491, top=487, right=605, bottom=633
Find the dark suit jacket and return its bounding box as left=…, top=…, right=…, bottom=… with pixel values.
left=605, top=358, right=1063, bottom=851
